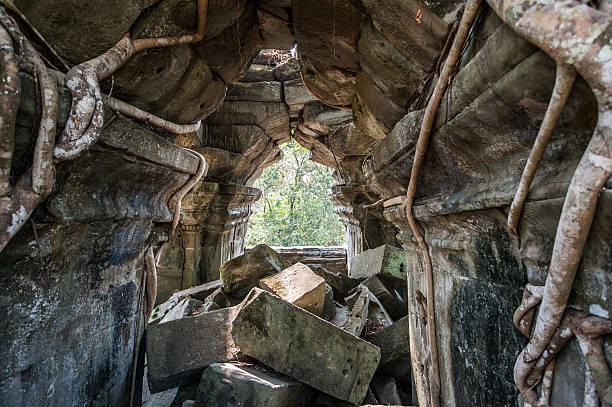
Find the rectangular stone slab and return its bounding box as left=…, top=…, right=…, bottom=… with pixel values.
left=259, top=262, right=326, bottom=316
left=349, top=245, right=407, bottom=287
left=147, top=307, right=240, bottom=393
left=197, top=363, right=313, bottom=407
left=232, top=288, right=381, bottom=404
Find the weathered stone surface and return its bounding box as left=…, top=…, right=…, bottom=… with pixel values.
left=299, top=56, right=357, bottom=107
left=361, top=0, right=447, bottom=71
left=159, top=298, right=204, bottom=324
left=370, top=376, right=403, bottom=406
left=284, top=78, right=318, bottom=107
left=257, top=8, right=295, bottom=49
left=367, top=293, right=393, bottom=328
left=227, top=81, right=283, bottom=102
left=323, top=284, right=335, bottom=321
left=147, top=307, right=240, bottom=392
left=151, top=280, right=224, bottom=324
left=364, top=316, right=410, bottom=367
left=232, top=289, right=380, bottom=404
left=220, top=244, right=290, bottom=297
left=274, top=58, right=301, bottom=82
left=259, top=262, right=326, bottom=316
left=200, top=287, right=232, bottom=313
left=196, top=363, right=313, bottom=407
left=349, top=245, right=407, bottom=287
left=363, top=275, right=407, bottom=321
left=344, top=286, right=370, bottom=337
left=243, top=64, right=276, bottom=82
left=269, top=246, right=349, bottom=276
left=310, top=264, right=359, bottom=299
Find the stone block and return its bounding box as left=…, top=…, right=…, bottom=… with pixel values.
left=323, top=284, right=335, bottom=321
left=242, top=64, right=276, bottom=82
left=274, top=58, right=300, bottom=81
left=370, top=376, right=403, bottom=406
left=226, top=81, right=283, bottom=102
left=150, top=280, right=223, bottom=325
left=259, top=262, right=326, bottom=316
left=232, top=289, right=380, bottom=404
left=364, top=316, right=410, bottom=366
left=310, top=264, right=359, bottom=299
left=147, top=307, right=240, bottom=393
left=349, top=245, right=407, bottom=288
left=159, top=298, right=204, bottom=324
left=284, top=78, right=318, bottom=106
left=344, top=286, right=370, bottom=337
left=199, top=287, right=232, bottom=313
left=220, top=244, right=290, bottom=297
left=196, top=363, right=313, bottom=407
left=363, top=275, right=407, bottom=321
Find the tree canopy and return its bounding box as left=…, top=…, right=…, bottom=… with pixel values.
left=246, top=141, right=346, bottom=247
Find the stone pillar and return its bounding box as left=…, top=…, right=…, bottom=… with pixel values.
left=331, top=184, right=398, bottom=271
left=156, top=181, right=261, bottom=301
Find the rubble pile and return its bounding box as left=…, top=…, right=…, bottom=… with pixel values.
left=145, top=244, right=414, bottom=407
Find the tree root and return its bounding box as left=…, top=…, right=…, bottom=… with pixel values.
left=0, top=7, right=58, bottom=253
left=168, top=148, right=207, bottom=237
left=507, top=64, right=577, bottom=235
left=104, top=96, right=201, bottom=134
left=484, top=1, right=612, bottom=404
left=400, top=1, right=482, bottom=405
left=514, top=284, right=544, bottom=337
left=0, top=22, right=19, bottom=196
left=0, top=0, right=210, bottom=253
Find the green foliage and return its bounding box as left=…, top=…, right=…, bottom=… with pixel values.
left=246, top=141, right=346, bottom=247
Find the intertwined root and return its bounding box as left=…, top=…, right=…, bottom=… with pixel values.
left=0, top=0, right=209, bottom=253
left=483, top=0, right=612, bottom=404
left=514, top=294, right=612, bottom=407
left=0, top=7, right=58, bottom=252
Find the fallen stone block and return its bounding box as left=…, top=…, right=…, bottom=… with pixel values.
left=259, top=262, right=326, bottom=316
left=349, top=245, right=407, bottom=288
left=344, top=286, right=371, bottom=337
left=330, top=303, right=350, bottom=328
left=363, top=275, right=407, bottom=321
left=323, top=284, right=335, bottom=321
left=310, top=264, right=359, bottom=299
left=149, top=280, right=223, bottom=325
left=370, top=376, right=403, bottom=406
left=367, top=292, right=393, bottom=328
left=364, top=315, right=410, bottom=366
left=232, top=288, right=381, bottom=404
left=220, top=244, right=290, bottom=297
left=147, top=307, right=241, bottom=393
left=199, top=287, right=232, bottom=313
left=159, top=298, right=204, bottom=324
left=196, top=363, right=313, bottom=407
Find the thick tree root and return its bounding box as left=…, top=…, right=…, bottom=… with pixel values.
left=1, top=0, right=210, bottom=253
left=0, top=23, right=19, bottom=196
left=484, top=1, right=612, bottom=404
left=400, top=1, right=482, bottom=405
left=513, top=290, right=612, bottom=407
left=104, top=96, right=201, bottom=134
left=507, top=64, right=577, bottom=235
left=0, top=7, right=58, bottom=253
